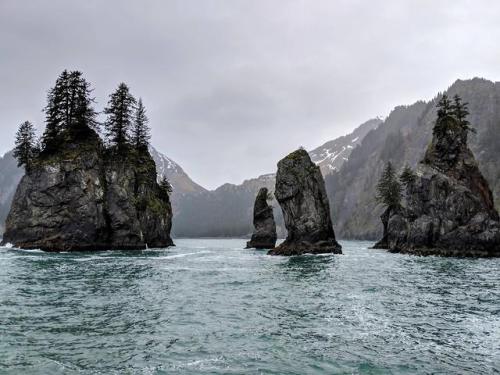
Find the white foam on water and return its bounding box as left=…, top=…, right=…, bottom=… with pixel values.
left=156, top=250, right=213, bottom=259
left=74, top=256, right=108, bottom=262
left=5, top=247, right=44, bottom=253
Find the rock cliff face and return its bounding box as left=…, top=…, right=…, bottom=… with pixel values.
left=2, top=132, right=173, bottom=251
left=386, top=115, right=500, bottom=257
left=269, top=149, right=342, bottom=255
left=245, top=187, right=277, bottom=249
left=327, top=78, right=500, bottom=240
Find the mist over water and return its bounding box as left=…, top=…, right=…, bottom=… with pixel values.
left=0, top=239, right=499, bottom=374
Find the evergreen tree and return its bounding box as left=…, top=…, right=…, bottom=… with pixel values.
left=13, top=121, right=38, bottom=171
left=159, top=175, right=173, bottom=199
left=433, top=94, right=453, bottom=139
left=376, top=161, right=402, bottom=211
left=452, top=94, right=475, bottom=134
left=132, top=98, right=151, bottom=151
left=375, top=162, right=402, bottom=248
left=68, top=71, right=98, bottom=135
left=104, top=83, right=137, bottom=150
left=42, top=70, right=68, bottom=151
left=436, top=94, right=452, bottom=119
left=400, top=164, right=416, bottom=187
left=42, top=70, right=97, bottom=152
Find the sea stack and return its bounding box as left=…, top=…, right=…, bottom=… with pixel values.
left=2, top=70, right=174, bottom=251
left=246, top=187, right=277, bottom=249
left=2, top=135, right=174, bottom=251
left=269, top=149, right=342, bottom=255
left=384, top=96, right=500, bottom=257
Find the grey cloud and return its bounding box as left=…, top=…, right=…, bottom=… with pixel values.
left=1, top=0, right=500, bottom=188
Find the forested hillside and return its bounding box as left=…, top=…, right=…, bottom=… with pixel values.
left=326, top=78, right=500, bottom=239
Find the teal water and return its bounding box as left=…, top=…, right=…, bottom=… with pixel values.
left=0, top=239, right=499, bottom=374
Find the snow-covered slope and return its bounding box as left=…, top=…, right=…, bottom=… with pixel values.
left=309, top=118, right=382, bottom=175
left=149, top=146, right=206, bottom=195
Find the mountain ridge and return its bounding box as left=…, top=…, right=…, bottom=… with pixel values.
left=326, top=77, right=500, bottom=239
left=1, top=77, right=498, bottom=241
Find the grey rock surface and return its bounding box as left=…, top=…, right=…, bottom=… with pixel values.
left=386, top=116, right=500, bottom=257
left=269, top=149, right=341, bottom=255
left=246, top=187, right=277, bottom=249
left=2, top=133, right=173, bottom=251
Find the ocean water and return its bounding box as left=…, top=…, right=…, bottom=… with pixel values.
left=0, top=239, right=499, bottom=374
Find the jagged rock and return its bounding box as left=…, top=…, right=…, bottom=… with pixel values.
left=372, top=208, right=392, bottom=249
left=246, top=187, right=277, bottom=249
left=269, top=149, right=342, bottom=255
left=386, top=115, right=500, bottom=257
left=2, top=133, right=173, bottom=251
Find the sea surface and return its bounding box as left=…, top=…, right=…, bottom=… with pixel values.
left=0, top=239, right=499, bottom=374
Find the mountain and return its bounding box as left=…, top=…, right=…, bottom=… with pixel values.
left=149, top=146, right=206, bottom=196
left=172, top=119, right=381, bottom=237
left=309, top=118, right=382, bottom=175
left=172, top=173, right=283, bottom=237
left=0, top=151, right=24, bottom=233
left=326, top=78, right=500, bottom=240
left=3, top=78, right=497, bottom=241
left=0, top=145, right=205, bottom=235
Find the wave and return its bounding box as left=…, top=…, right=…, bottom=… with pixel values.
left=155, top=250, right=213, bottom=259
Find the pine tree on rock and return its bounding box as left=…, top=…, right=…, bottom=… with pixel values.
left=400, top=164, right=416, bottom=188
left=132, top=98, right=151, bottom=151
left=452, top=94, right=474, bottom=135
left=433, top=94, right=453, bottom=139
left=436, top=94, right=452, bottom=119
left=104, top=83, right=137, bottom=151
left=68, top=71, right=98, bottom=136
left=159, top=175, right=173, bottom=200
left=376, top=161, right=402, bottom=210
left=14, top=121, right=38, bottom=171
left=373, top=161, right=402, bottom=249
left=41, top=70, right=98, bottom=153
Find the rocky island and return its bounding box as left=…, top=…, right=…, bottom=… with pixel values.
left=379, top=95, right=500, bottom=257
left=269, top=149, right=342, bottom=255
left=246, top=187, right=277, bottom=249
left=2, top=70, right=174, bottom=251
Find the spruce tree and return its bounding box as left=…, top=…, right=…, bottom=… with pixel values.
left=434, top=94, right=454, bottom=139
left=68, top=71, right=98, bottom=135
left=41, top=70, right=97, bottom=153
left=400, top=164, right=416, bottom=188
left=436, top=94, right=452, bottom=119
left=376, top=161, right=402, bottom=211
left=132, top=98, right=151, bottom=151
left=42, top=70, right=68, bottom=152
left=159, top=175, right=173, bottom=199
left=13, top=121, right=38, bottom=171
left=104, top=83, right=137, bottom=151
left=375, top=162, right=402, bottom=248
left=452, top=94, right=474, bottom=134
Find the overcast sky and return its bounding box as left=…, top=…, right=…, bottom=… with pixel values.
left=1, top=1, right=499, bottom=189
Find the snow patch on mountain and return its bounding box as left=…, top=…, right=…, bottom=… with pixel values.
left=309, top=118, right=382, bottom=175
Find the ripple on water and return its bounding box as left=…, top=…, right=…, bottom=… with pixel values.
left=0, top=239, right=499, bottom=374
